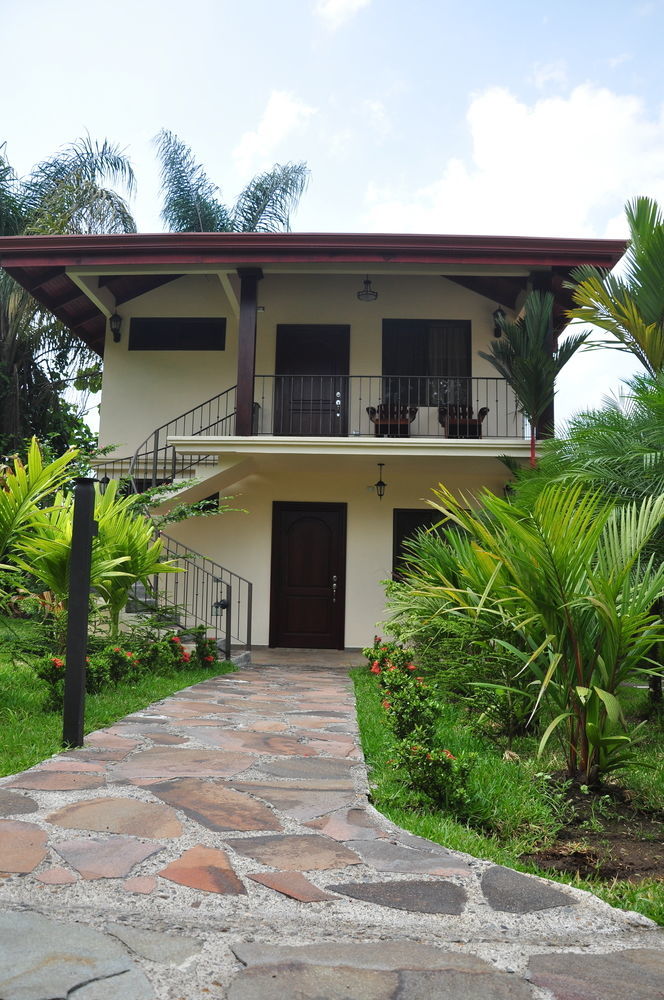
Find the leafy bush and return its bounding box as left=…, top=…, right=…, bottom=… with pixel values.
left=392, top=730, right=477, bottom=813
left=33, top=631, right=202, bottom=708
left=189, top=625, right=220, bottom=666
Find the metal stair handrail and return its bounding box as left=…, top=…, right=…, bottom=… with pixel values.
left=127, top=383, right=238, bottom=491
left=153, top=531, right=252, bottom=653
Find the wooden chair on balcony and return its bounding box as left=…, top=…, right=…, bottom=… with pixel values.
left=366, top=403, right=418, bottom=437
left=439, top=404, right=489, bottom=438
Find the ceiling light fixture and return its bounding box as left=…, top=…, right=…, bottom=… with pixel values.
left=357, top=275, right=378, bottom=302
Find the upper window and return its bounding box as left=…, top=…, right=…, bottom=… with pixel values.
left=128, top=318, right=226, bottom=351
left=382, top=319, right=471, bottom=405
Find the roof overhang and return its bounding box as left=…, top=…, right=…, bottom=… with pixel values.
left=0, top=231, right=627, bottom=356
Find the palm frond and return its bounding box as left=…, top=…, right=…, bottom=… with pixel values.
left=153, top=129, right=231, bottom=232
left=232, top=162, right=309, bottom=233
left=22, top=135, right=135, bottom=234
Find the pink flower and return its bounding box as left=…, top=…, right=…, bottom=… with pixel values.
left=370, top=664, right=381, bottom=675
left=407, top=663, right=416, bottom=671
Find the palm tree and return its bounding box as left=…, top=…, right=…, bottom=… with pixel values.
left=0, top=137, right=136, bottom=452
left=154, top=129, right=309, bottom=233
left=478, top=291, right=588, bottom=466
left=567, top=196, right=664, bottom=376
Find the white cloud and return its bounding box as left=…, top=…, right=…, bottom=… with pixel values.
left=362, top=99, right=391, bottom=138
left=531, top=60, right=567, bottom=89
left=314, top=0, right=371, bottom=30
left=364, top=84, right=664, bottom=238
left=607, top=52, right=632, bottom=69
left=233, top=91, right=316, bottom=175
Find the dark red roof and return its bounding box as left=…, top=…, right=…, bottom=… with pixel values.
left=0, top=232, right=627, bottom=355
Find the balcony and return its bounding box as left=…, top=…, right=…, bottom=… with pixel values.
left=252, top=375, right=523, bottom=440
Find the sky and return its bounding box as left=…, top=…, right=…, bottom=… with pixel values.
left=3, top=0, right=664, bottom=426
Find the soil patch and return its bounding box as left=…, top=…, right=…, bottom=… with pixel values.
left=524, top=784, right=664, bottom=882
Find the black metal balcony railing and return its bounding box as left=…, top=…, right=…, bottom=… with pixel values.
left=253, top=375, right=524, bottom=439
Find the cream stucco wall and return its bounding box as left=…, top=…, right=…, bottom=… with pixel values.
left=165, top=451, right=511, bottom=649
left=97, top=271, right=512, bottom=454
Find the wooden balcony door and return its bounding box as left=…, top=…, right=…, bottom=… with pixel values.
left=274, top=325, right=350, bottom=435
left=270, top=502, right=346, bottom=648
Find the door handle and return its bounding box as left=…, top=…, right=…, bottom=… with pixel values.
left=332, top=574, right=337, bottom=603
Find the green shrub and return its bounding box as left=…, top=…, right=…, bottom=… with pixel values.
left=392, top=730, right=477, bottom=814
left=189, top=625, right=220, bottom=666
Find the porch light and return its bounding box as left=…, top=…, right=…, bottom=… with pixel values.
left=109, top=312, right=122, bottom=343
left=98, top=475, right=110, bottom=494
left=492, top=307, right=506, bottom=338
left=357, top=275, right=378, bottom=302
left=373, top=463, right=387, bottom=500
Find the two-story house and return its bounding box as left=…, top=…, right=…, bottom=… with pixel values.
left=0, top=232, right=625, bottom=652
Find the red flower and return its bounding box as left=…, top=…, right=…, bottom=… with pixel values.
left=204, top=655, right=214, bottom=662
left=113, top=647, right=121, bottom=652
left=442, top=749, right=456, bottom=760
left=51, top=657, right=64, bottom=668
left=170, top=636, right=181, bottom=643
left=381, top=700, right=391, bottom=709
left=370, top=664, right=381, bottom=674
left=182, top=650, right=191, bottom=662
left=388, top=664, right=397, bottom=671
left=407, top=663, right=416, bottom=671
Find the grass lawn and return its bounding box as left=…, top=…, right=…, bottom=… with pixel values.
left=0, top=617, right=234, bottom=777
left=352, top=666, right=664, bottom=926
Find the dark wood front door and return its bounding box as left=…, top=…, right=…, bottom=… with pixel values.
left=270, top=502, right=346, bottom=648
left=274, top=325, right=350, bottom=435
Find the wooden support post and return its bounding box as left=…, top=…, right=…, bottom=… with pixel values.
left=62, top=477, right=97, bottom=748
left=236, top=268, right=263, bottom=435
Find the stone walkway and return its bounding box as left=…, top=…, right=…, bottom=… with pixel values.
left=0, top=664, right=662, bottom=999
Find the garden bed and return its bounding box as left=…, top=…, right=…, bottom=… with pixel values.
left=0, top=616, right=234, bottom=777
left=352, top=664, right=664, bottom=926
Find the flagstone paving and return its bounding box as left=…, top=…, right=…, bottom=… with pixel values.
left=1, top=663, right=663, bottom=1000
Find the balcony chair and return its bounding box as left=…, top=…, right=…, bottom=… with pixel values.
left=438, top=404, right=489, bottom=439
left=366, top=402, right=418, bottom=437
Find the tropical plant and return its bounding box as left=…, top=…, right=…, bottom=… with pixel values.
left=154, top=129, right=309, bottom=233
left=0, top=137, right=135, bottom=451
left=0, top=438, right=79, bottom=563
left=508, top=371, right=664, bottom=703
left=567, top=196, right=664, bottom=376
left=13, top=479, right=181, bottom=641
left=93, top=480, right=182, bottom=637
left=479, top=291, right=588, bottom=466
left=399, top=482, right=664, bottom=785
